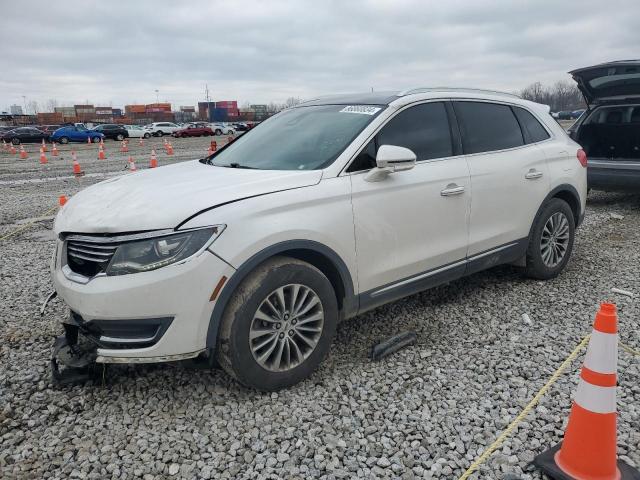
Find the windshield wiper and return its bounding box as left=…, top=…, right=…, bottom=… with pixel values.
left=225, top=162, right=258, bottom=169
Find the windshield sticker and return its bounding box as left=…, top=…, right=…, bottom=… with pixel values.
left=339, top=105, right=382, bottom=115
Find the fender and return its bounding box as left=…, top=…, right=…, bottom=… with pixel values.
left=530, top=184, right=584, bottom=235
left=205, top=240, right=356, bottom=350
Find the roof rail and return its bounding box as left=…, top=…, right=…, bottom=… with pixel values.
left=398, top=87, right=521, bottom=99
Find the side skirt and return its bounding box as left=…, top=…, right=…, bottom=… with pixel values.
left=357, top=238, right=528, bottom=315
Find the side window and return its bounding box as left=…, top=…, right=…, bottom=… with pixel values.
left=513, top=107, right=550, bottom=143
left=347, top=102, right=453, bottom=172
left=454, top=101, right=524, bottom=154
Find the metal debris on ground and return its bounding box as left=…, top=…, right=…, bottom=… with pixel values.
left=370, top=331, right=417, bottom=361
left=612, top=287, right=635, bottom=298
left=610, top=213, right=625, bottom=220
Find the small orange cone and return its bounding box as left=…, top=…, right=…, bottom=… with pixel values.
left=99, top=138, right=105, bottom=148
left=227, top=135, right=233, bottom=145
left=533, top=303, right=639, bottom=479
left=19, top=145, right=27, bottom=159
left=10, top=144, right=17, bottom=154
left=39, top=150, right=48, bottom=164
left=138, top=137, right=144, bottom=147
left=87, top=136, right=92, bottom=145
left=59, top=195, right=67, bottom=206
left=98, top=145, right=106, bottom=160
left=72, top=151, right=83, bottom=176
left=129, top=159, right=137, bottom=172
left=52, top=143, right=59, bottom=156
left=41, top=139, right=47, bottom=152
left=166, top=141, right=173, bottom=155
left=150, top=149, right=158, bottom=168
left=120, top=140, right=128, bottom=153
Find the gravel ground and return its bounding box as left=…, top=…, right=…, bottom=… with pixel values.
left=1, top=141, right=638, bottom=479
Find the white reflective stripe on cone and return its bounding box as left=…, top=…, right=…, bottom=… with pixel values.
left=574, top=379, right=616, bottom=414
left=583, top=330, right=618, bottom=374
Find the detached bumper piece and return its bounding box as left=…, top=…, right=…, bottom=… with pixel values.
left=51, top=312, right=173, bottom=385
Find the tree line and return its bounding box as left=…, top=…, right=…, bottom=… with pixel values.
left=519, top=81, right=585, bottom=112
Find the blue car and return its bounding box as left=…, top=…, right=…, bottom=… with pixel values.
left=50, top=125, right=104, bottom=144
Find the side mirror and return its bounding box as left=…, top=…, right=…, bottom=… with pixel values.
left=364, top=145, right=416, bottom=182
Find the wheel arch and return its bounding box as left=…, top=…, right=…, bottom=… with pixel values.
left=205, top=240, right=356, bottom=350
left=530, top=184, right=583, bottom=237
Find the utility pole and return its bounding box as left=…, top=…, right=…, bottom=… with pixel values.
left=22, top=95, right=26, bottom=114
left=155, top=89, right=159, bottom=104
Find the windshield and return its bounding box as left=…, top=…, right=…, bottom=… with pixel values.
left=209, top=104, right=383, bottom=170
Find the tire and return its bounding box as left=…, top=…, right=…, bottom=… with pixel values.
left=92, top=136, right=102, bottom=143
left=217, top=257, right=338, bottom=391
left=115, top=133, right=124, bottom=141
left=524, top=198, right=575, bottom=280
left=143, top=133, right=151, bottom=139
left=59, top=137, right=69, bottom=144
left=215, top=129, right=222, bottom=136
left=11, top=138, right=20, bottom=145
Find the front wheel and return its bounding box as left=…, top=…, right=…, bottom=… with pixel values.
left=215, top=129, right=222, bottom=136
left=524, top=198, right=575, bottom=280
left=11, top=138, right=20, bottom=145
left=92, top=136, right=102, bottom=143
left=58, top=137, right=69, bottom=144
left=217, top=257, right=338, bottom=391
left=115, top=133, right=124, bottom=141
left=143, top=133, right=151, bottom=139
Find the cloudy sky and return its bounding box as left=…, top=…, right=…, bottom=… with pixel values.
left=2, top=0, right=638, bottom=111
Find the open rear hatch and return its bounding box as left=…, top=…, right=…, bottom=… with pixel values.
left=569, top=60, right=640, bottom=106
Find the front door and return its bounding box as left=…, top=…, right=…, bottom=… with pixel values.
left=347, top=102, right=470, bottom=307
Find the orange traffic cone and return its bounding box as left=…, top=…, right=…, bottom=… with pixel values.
left=166, top=141, right=173, bottom=155
left=227, top=135, right=233, bottom=145
left=533, top=303, right=639, bottom=479
left=150, top=150, right=158, bottom=168
left=41, top=139, right=47, bottom=152
left=99, top=138, right=105, bottom=148
left=87, top=136, right=92, bottom=145
left=98, top=145, right=106, bottom=160
left=39, top=150, right=48, bottom=164
left=59, top=195, right=67, bottom=206
left=138, top=137, right=144, bottom=147
left=52, top=143, right=59, bottom=156
left=72, top=151, right=83, bottom=176
left=19, top=145, right=27, bottom=159
left=120, top=141, right=128, bottom=153
left=129, top=159, right=137, bottom=172
left=10, top=144, right=17, bottom=154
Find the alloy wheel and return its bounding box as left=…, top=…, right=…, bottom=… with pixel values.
left=540, top=212, right=570, bottom=267
left=249, top=284, right=324, bottom=372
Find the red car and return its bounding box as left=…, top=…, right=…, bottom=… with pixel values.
left=172, top=124, right=214, bottom=137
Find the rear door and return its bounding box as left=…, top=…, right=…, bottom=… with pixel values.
left=453, top=100, right=550, bottom=261
left=569, top=61, right=640, bottom=106
left=348, top=101, right=470, bottom=303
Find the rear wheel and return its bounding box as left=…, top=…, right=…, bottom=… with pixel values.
left=217, top=257, right=338, bottom=391
left=115, top=133, right=124, bottom=141
left=11, top=138, right=20, bottom=145
left=143, top=132, right=151, bottom=139
left=92, top=136, right=102, bottom=143
left=215, top=129, right=222, bottom=136
left=59, top=137, right=69, bottom=144
left=525, top=198, right=575, bottom=279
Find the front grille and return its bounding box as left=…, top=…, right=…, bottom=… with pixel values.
left=66, top=238, right=120, bottom=277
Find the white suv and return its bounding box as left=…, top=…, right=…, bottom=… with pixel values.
left=51, top=88, right=587, bottom=390
left=144, top=122, right=181, bottom=136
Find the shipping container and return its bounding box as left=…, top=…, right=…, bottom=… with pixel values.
left=125, top=104, right=147, bottom=114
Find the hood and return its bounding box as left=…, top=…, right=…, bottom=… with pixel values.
left=55, top=160, right=322, bottom=234
left=569, top=60, right=640, bottom=105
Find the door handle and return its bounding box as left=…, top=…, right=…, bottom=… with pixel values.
left=440, top=184, right=465, bottom=196
left=525, top=169, right=543, bottom=180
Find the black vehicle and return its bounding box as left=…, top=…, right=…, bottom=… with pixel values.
left=1, top=127, right=49, bottom=145
left=232, top=122, right=250, bottom=131
left=92, top=124, right=129, bottom=141
left=568, top=60, right=640, bottom=191
left=38, top=124, right=62, bottom=135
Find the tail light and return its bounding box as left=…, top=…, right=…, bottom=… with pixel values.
left=577, top=148, right=587, bottom=168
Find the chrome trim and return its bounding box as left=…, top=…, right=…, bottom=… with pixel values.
left=61, top=264, right=106, bottom=284
left=99, top=334, right=158, bottom=344
left=371, top=260, right=467, bottom=297
left=95, top=349, right=205, bottom=364
left=588, top=160, right=640, bottom=171
left=64, top=229, right=175, bottom=244
left=467, top=242, right=518, bottom=262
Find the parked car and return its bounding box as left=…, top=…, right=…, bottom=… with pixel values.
left=232, top=122, right=250, bottom=132
left=92, top=124, right=129, bottom=141
left=50, top=125, right=104, bottom=144
left=1, top=127, right=49, bottom=145
left=570, top=109, right=586, bottom=119
left=0, top=126, right=16, bottom=135
left=38, top=125, right=62, bottom=135
left=124, top=125, right=151, bottom=139
left=209, top=123, right=235, bottom=135
left=50, top=88, right=586, bottom=390
left=144, top=122, right=181, bottom=136
left=173, top=124, right=214, bottom=137
left=567, top=60, right=640, bottom=191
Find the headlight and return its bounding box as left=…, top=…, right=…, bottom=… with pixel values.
left=106, top=226, right=224, bottom=276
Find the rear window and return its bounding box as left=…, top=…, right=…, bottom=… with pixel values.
left=585, top=106, right=640, bottom=124
left=513, top=107, right=550, bottom=143
left=454, top=101, right=524, bottom=154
